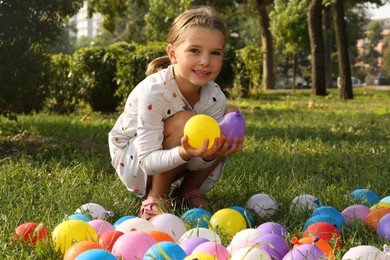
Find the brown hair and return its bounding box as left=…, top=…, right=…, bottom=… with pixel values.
left=145, top=6, right=227, bottom=76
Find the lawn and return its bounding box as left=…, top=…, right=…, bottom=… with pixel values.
left=0, top=88, right=389, bottom=258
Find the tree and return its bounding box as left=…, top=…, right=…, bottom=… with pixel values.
left=382, top=34, right=390, bottom=77
left=144, top=0, right=209, bottom=42
left=362, top=20, right=382, bottom=75
left=331, top=0, right=354, bottom=99
left=256, top=0, right=275, bottom=90
left=87, top=0, right=149, bottom=44
left=327, top=0, right=388, bottom=100
left=0, top=0, right=83, bottom=115
left=49, top=23, right=77, bottom=54
left=307, top=0, right=327, bottom=96
left=271, top=0, right=310, bottom=91
left=225, top=2, right=260, bottom=49
left=346, top=5, right=371, bottom=83
left=323, top=6, right=334, bottom=89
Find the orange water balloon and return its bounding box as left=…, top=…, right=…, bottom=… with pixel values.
left=63, top=241, right=102, bottom=260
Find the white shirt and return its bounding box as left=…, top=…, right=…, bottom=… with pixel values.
left=108, top=65, right=227, bottom=196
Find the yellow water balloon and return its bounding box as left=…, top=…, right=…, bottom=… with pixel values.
left=52, top=220, right=98, bottom=253
left=209, top=208, right=246, bottom=238
left=184, top=252, right=217, bottom=260
left=184, top=114, right=220, bottom=149
left=370, top=202, right=390, bottom=210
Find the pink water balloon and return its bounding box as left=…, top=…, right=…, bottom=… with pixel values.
left=111, top=230, right=155, bottom=259
left=88, top=219, right=114, bottom=236
left=192, top=241, right=230, bottom=260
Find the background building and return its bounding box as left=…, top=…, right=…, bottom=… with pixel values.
left=356, top=18, right=390, bottom=84
left=69, top=1, right=103, bottom=41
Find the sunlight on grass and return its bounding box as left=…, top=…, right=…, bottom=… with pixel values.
left=1, top=88, right=389, bottom=258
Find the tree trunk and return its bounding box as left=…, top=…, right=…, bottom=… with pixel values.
left=332, top=0, right=353, bottom=100
left=256, top=0, right=275, bottom=90
left=324, top=6, right=333, bottom=89
left=307, top=0, right=327, bottom=96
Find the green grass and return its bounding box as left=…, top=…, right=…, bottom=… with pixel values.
left=0, top=88, right=389, bottom=258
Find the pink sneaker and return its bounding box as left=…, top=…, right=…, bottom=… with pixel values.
left=181, top=189, right=209, bottom=209
left=139, top=197, right=168, bottom=219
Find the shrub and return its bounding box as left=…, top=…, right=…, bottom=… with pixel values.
left=231, top=45, right=262, bottom=98
left=45, top=54, right=81, bottom=114
left=0, top=45, right=49, bottom=116
left=72, top=45, right=120, bottom=112
left=115, top=41, right=167, bottom=102
left=216, top=47, right=235, bottom=96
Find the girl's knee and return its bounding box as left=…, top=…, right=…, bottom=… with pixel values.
left=163, top=111, right=196, bottom=148
left=224, top=104, right=237, bottom=115
left=165, top=111, right=195, bottom=131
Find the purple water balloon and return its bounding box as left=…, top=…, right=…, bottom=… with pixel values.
left=179, top=237, right=209, bottom=255
left=256, top=222, right=289, bottom=238
left=218, top=110, right=246, bottom=145
left=253, top=233, right=290, bottom=260
left=341, top=204, right=371, bottom=225
left=282, top=244, right=324, bottom=260
left=377, top=213, right=390, bottom=241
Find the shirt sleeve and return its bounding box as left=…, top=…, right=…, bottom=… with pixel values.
left=136, top=83, right=187, bottom=175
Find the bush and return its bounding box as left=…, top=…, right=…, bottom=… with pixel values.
left=231, top=45, right=262, bottom=98
left=46, top=41, right=167, bottom=113
left=45, top=54, right=81, bottom=114
left=72, top=45, right=120, bottom=112
left=48, top=41, right=244, bottom=112
left=0, top=45, right=49, bottom=116
left=115, top=41, right=167, bottom=102
left=215, top=47, right=235, bottom=96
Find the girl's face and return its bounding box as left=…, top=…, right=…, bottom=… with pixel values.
left=168, top=26, right=224, bottom=90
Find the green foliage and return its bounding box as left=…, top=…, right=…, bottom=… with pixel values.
left=87, top=0, right=149, bottom=43
left=231, top=45, right=262, bottom=98
left=0, top=45, right=49, bottom=115
left=367, top=20, right=382, bottom=46
left=45, top=54, right=81, bottom=114
left=72, top=45, right=121, bottom=112
left=1, top=89, right=390, bottom=258
left=115, top=41, right=167, bottom=102
left=224, top=2, right=261, bottom=49
left=87, top=0, right=133, bottom=33
left=362, top=20, right=382, bottom=75
left=270, top=0, right=309, bottom=55
left=215, top=47, right=235, bottom=92
left=0, top=0, right=83, bottom=116
left=144, top=0, right=177, bottom=41
left=382, top=34, right=390, bottom=77
left=44, top=41, right=167, bottom=112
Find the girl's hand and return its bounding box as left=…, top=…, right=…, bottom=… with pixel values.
left=179, top=135, right=244, bottom=161
left=203, top=135, right=244, bottom=161
left=179, top=135, right=209, bottom=161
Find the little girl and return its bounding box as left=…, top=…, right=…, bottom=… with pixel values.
left=108, top=6, right=244, bottom=219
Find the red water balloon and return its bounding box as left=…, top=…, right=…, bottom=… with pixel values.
left=98, top=230, right=124, bottom=252
left=303, top=222, right=342, bottom=248
left=14, top=222, right=49, bottom=245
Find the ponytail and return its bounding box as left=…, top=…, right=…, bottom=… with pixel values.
left=146, top=56, right=171, bottom=76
